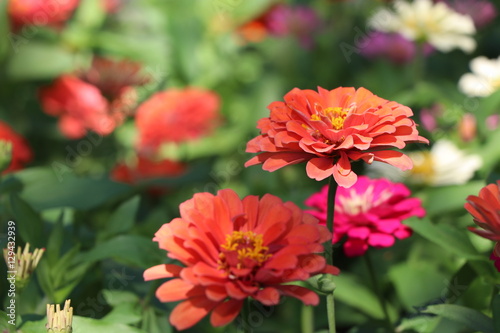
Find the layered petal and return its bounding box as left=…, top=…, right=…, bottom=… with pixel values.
left=246, top=87, right=428, bottom=188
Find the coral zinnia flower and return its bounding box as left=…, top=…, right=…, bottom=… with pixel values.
left=490, top=243, right=500, bottom=272
left=111, top=155, right=186, bottom=195
left=465, top=181, right=500, bottom=242
left=0, top=121, right=33, bottom=174
left=39, top=57, right=150, bottom=139
left=144, top=189, right=339, bottom=330
left=465, top=181, right=500, bottom=272
left=135, top=88, right=220, bottom=152
left=305, top=176, right=425, bottom=257
left=8, top=0, right=80, bottom=31
left=245, top=87, right=428, bottom=187
left=112, top=155, right=186, bottom=184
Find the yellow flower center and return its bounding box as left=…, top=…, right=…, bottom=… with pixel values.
left=409, top=151, right=435, bottom=184
left=311, top=107, right=349, bottom=130
left=218, top=231, right=271, bottom=271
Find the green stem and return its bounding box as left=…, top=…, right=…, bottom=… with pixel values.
left=301, top=304, right=314, bottom=333
left=324, top=177, right=338, bottom=333
left=237, top=299, right=251, bottom=333
left=364, top=251, right=394, bottom=332
left=413, top=41, right=426, bottom=84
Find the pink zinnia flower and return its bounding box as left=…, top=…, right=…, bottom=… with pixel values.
left=305, top=176, right=426, bottom=257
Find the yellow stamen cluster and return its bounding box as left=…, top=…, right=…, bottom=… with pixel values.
left=46, top=299, right=73, bottom=333
left=218, top=231, right=271, bottom=270
left=409, top=151, right=435, bottom=184
left=311, top=107, right=349, bottom=130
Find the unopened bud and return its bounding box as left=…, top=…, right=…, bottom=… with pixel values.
left=46, top=300, right=73, bottom=333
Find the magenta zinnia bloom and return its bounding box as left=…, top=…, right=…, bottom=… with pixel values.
left=305, top=176, right=426, bottom=257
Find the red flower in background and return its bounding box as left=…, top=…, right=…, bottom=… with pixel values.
left=135, top=88, right=220, bottom=152
left=237, top=4, right=321, bottom=47
left=39, top=57, right=150, bottom=139
left=305, top=176, right=425, bottom=257
left=112, top=155, right=186, bottom=194
left=465, top=181, right=500, bottom=242
left=465, top=181, right=500, bottom=272
left=144, top=189, right=339, bottom=330
left=0, top=121, right=33, bottom=174
left=8, top=0, right=80, bottom=31
left=245, top=87, right=428, bottom=188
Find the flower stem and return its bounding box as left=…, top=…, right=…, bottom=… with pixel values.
left=324, top=177, right=338, bottom=333
left=301, top=304, right=314, bottom=333
left=237, top=298, right=251, bottom=333
left=413, top=41, right=426, bottom=84
left=363, top=251, right=394, bottom=332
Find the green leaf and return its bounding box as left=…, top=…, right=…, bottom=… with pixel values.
left=102, top=303, right=142, bottom=325
left=45, top=213, right=65, bottom=265
left=0, top=310, right=16, bottom=332
left=388, top=262, right=448, bottom=311
left=421, top=181, right=485, bottom=217
left=19, top=316, right=147, bottom=333
left=334, top=273, right=396, bottom=320
left=405, top=217, right=484, bottom=260
left=0, top=0, right=9, bottom=61
left=492, top=294, right=500, bottom=333
left=104, top=196, right=140, bottom=238
left=396, top=316, right=439, bottom=333
left=422, top=304, right=494, bottom=333
left=6, top=42, right=79, bottom=80
left=8, top=194, right=44, bottom=247
left=72, top=0, right=106, bottom=29
left=141, top=307, right=172, bottom=333
left=73, top=316, right=147, bottom=333
left=82, top=235, right=164, bottom=268
left=7, top=167, right=133, bottom=211
left=102, top=290, right=140, bottom=307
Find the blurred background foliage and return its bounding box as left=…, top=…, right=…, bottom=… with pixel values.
left=1, top=0, right=500, bottom=332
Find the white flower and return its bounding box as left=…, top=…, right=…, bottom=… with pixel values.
left=367, top=139, right=482, bottom=186
left=369, top=0, right=476, bottom=53
left=458, top=56, right=500, bottom=97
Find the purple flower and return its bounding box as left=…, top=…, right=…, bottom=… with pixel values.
left=265, top=5, right=321, bottom=48
left=358, top=32, right=433, bottom=64
left=439, top=0, right=497, bottom=28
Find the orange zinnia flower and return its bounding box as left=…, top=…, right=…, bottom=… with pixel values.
left=144, top=189, right=339, bottom=330
left=135, top=88, right=220, bottom=153
left=245, top=87, right=429, bottom=187
left=465, top=181, right=500, bottom=242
